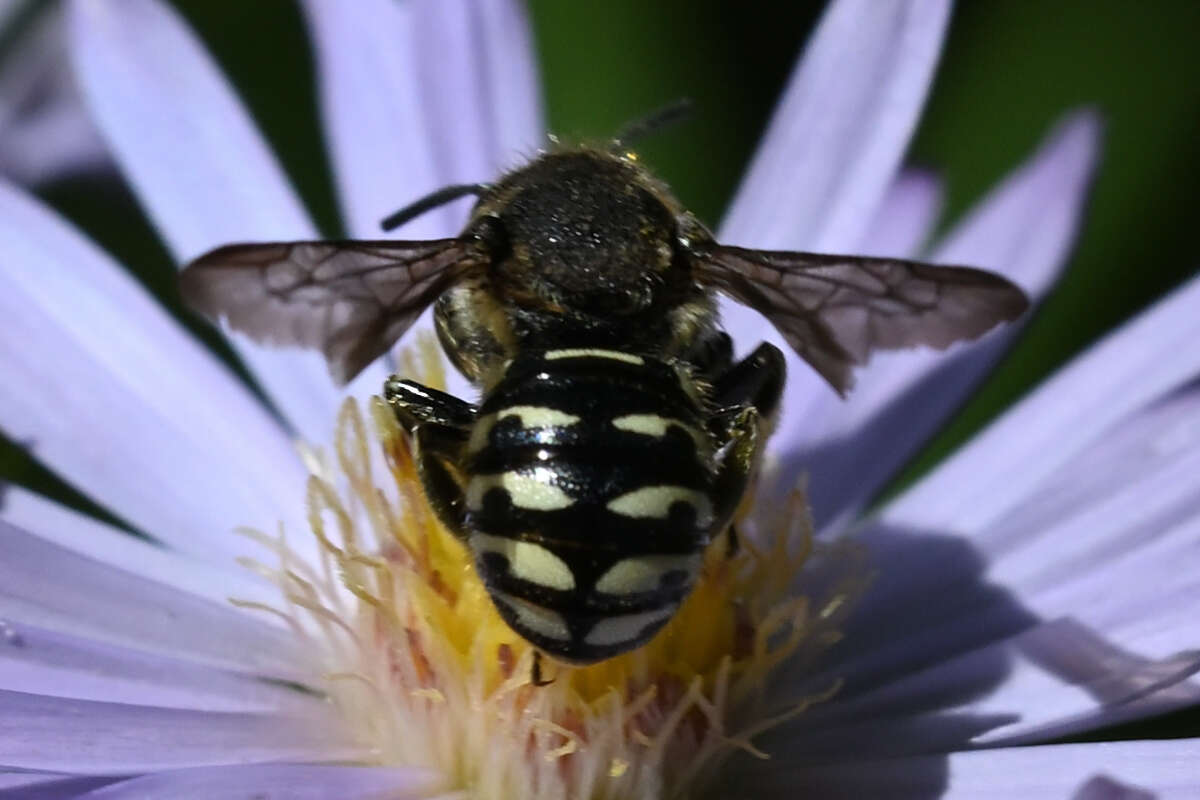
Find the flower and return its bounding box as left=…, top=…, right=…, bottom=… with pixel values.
left=1, top=0, right=1198, bottom=798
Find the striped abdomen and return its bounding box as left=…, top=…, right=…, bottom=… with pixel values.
left=464, top=348, right=715, bottom=663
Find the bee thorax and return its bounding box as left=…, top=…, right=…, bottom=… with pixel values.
left=490, top=151, right=682, bottom=316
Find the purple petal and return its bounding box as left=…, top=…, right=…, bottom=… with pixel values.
left=783, top=113, right=1101, bottom=526
left=0, top=622, right=324, bottom=713
left=2, top=487, right=276, bottom=610
left=715, top=0, right=951, bottom=469
left=720, top=0, right=950, bottom=252
left=759, top=377, right=1200, bottom=767
left=0, top=4, right=109, bottom=185
left=472, top=0, right=544, bottom=168
left=932, top=111, right=1102, bottom=289
left=777, top=522, right=1200, bottom=750
left=68, top=0, right=385, bottom=441
left=299, top=0, right=439, bottom=239
left=854, top=168, right=942, bottom=258
left=983, top=389, right=1200, bottom=609
left=722, top=740, right=1198, bottom=798
left=0, top=520, right=305, bottom=681
left=0, top=2, right=22, bottom=29
left=301, top=0, right=542, bottom=239
left=981, top=386, right=1200, bottom=558
left=883, top=271, right=1200, bottom=535
left=0, top=690, right=361, bottom=773
left=67, top=0, right=308, bottom=258
left=410, top=0, right=544, bottom=181
left=0, top=101, right=108, bottom=185
left=0, top=179, right=310, bottom=563
left=77, top=765, right=448, bottom=800
left=0, top=774, right=118, bottom=799
left=777, top=385, right=1200, bottom=726
left=852, top=112, right=1098, bottom=404
left=784, top=619, right=1198, bottom=758
left=299, top=0, right=541, bottom=405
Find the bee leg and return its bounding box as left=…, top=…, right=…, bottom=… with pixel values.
left=725, top=524, right=741, bottom=558
left=406, top=422, right=472, bottom=540
left=384, top=377, right=477, bottom=434
left=708, top=405, right=760, bottom=541
left=707, top=344, right=786, bottom=554
left=530, top=651, right=555, bottom=687
left=683, top=329, right=733, bottom=380
left=712, top=342, right=786, bottom=420
left=383, top=378, right=476, bottom=539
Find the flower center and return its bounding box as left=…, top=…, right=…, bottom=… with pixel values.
left=237, top=340, right=856, bottom=800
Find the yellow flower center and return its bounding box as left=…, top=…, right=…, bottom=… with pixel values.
left=235, top=340, right=859, bottom=800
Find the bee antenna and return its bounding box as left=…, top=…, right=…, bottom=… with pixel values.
left=613, top=98, right=694, bottom=148
left=380, top=183, right=491, bottom=232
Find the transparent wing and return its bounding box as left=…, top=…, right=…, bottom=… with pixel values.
left=694, top=244, right=1030, bottom=395
left=180, top=238, right=482, bottom=384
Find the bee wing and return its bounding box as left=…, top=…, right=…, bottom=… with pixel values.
left=180, top=238, right=483, bottom=385
left=694, top=244, right=1029, bottom=395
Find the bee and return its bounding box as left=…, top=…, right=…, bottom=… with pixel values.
left=180, top=116, right=1027, bottom=666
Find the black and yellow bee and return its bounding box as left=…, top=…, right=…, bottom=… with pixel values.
left=181, top=120, right=1026, bottom=665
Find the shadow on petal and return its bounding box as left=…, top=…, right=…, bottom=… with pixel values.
left=781, top=330, right=1022, bottom=530
left=716, top=521, right=1198, bottom=798
left=0, top=775, right=123, bottom=799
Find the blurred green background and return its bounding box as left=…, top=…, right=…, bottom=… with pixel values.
left=1, top=0, right=1198, bottom=737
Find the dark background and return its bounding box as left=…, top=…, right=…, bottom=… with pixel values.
left=2, top=0, right=1198, bottom=743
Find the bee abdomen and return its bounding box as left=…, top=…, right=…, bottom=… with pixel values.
left=463, top=349, right=715, bottom=662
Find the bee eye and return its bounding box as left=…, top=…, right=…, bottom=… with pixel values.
left=469, top=215, right=511, bottom=264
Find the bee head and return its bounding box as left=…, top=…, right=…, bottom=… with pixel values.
left=477, top=150, right=688, bottom=317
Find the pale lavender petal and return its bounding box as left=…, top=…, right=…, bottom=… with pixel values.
left=777, top=114, right=1100, bottom=526
left=841, top=112, right=1098, bottom=414
left=1008, top=521, right=1200, bottom=707
left=975, top=623, right=1200, bottom=747
left=934, top=112, right=1102, bottom=287
left=2, top=487, right=275, bottom=610
left=983, top=388, right=1200, bottom=607
left=68, top=0, right=384, bottom=441
left=780, top=384, right=1200, bottom=717
left=0, top=100, right=108, bottom=184
left=715, top=0, right=950, bottom=431
left=762, top=384, right=1199, bottom=763
left=67, top=0, right=308, bottom=257
left=776, top=518, right=1200, bottom=746
left=300, top=0, right=540, bottom=407
left=0, top=690, right=360, bottom=772
left=792, top=619, right=1199, bottom=756
left=0, top=521, right=306, bottom=681
left=0, top=3, right=109, bottom=184
left=720, top=0, right=949, bottom=252
left=854, top=168, right=942, bottom=258
left=980, top=386, right=1200, bottom=561
left=79, top=765, right=448, bottom=800
left=0, top=179, right=310, bottom=563
left=300, top=0, right=440, bottom=239
left=409, top=0, right=543, bottom=185
left=0, top=1, right=22, bottom=29
left=302, top=0, right=542, bottom=239
left=0, top=774, right=117, bottom=798
left=0, top=773, right=70, bottom=791
left=0, top=622, right=324, bottom=713
left=883, top=271, right=1200, bottom=535
left=723, top=740, right=1198, bottom=799
left=473, top=0, right=544, bottom=167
